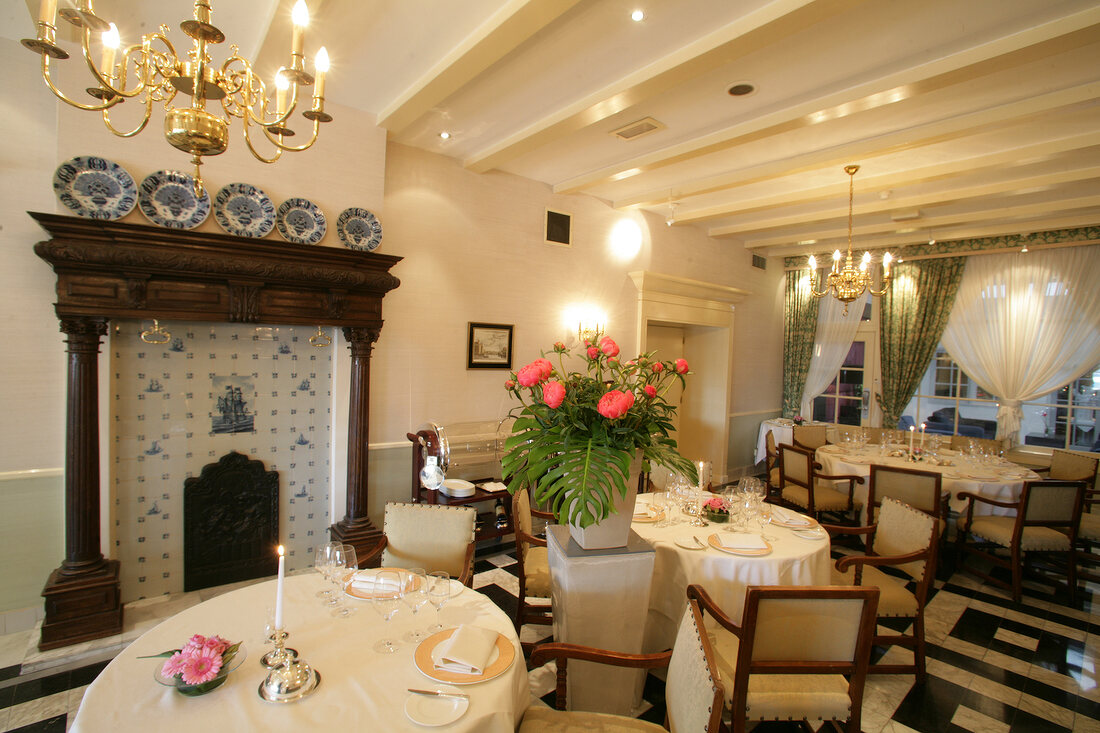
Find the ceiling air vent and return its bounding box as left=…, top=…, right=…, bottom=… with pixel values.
left=610, top=117, right=666, bottom=141
left=752, top=254, right=767, bottom=270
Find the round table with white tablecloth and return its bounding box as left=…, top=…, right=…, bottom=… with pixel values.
left=70, top=574, right=529, bottom=733
left=814, top=443, right=1041, bottom=519
left=630, top=496, right=832, bottom=652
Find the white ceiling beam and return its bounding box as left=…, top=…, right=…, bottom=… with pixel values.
left=378, top=0, right=582, bottom=135
left=561, top=8, right=1100, bottom=198
left=463, top=0, right=863, bottom=173
left=617, top=81, right=1100, bottom=213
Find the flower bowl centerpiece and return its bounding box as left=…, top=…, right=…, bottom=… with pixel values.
left=792, top=415, right=805, bottom=426
left=149, top=633, right=245, bottom=696
left=702, top=496, right=729, bottom=523
left=502, top=334, right=697, bottom=549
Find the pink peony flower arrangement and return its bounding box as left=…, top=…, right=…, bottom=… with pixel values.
left=150, top=633, right=242, bottom=696
left=503, top=333, right=696, bottom=528
left=703, top=496, right=728, bottom=514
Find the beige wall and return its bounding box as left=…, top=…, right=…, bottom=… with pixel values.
left=0, top=36, right=785, bottom=616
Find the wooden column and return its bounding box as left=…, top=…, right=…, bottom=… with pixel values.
left=329, top=327, right=384, bottom=561
left=40, top=317, right=123, bottom=650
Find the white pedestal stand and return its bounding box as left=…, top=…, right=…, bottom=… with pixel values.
left=546, top=525, right=655, bottom=715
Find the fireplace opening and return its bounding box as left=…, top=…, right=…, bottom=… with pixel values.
left=184, top=452, right=279, bottom=592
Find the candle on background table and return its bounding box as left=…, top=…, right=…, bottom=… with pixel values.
left=909, top=425, right=915, bottom=453
left=274, top=544, right=285, bottom=629
left=919, top=423, right=926, bottom=450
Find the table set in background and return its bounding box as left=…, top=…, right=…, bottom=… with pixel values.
left=70, top=572, right=528, bottom=732
left=754, top=418, right=833, bottom=463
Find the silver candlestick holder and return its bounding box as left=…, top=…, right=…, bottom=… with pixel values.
left=258, top=627, right=321, bottom=703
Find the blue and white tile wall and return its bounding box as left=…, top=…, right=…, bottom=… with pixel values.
left=110, top=320, right=334, bottom=602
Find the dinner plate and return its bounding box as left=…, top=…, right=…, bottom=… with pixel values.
left=414, top=628, right=515, bottom=685
left=337, top=207, right=383, bottom=251
left=818, top=444, right=842, bottom=454
left=275, top=198, right=326, bottom=244
left=707, top=533, right=772, bottom=556
left=632, top=508, right=665, bottom=523
left=138, top=170, right=211, bottom=229
left=769, top=509, right=817, bottom=529
left=792, top=527, right=828, bottom=540
left=344, top=569, right=422, bottom=600
left=674, top=536, right=707, bottom=550
left=405, top=692, right=469, bottom=727
left=966, top=472, right=999, bottom=481
left=213, top=182, right=276, bottom=237
left=53, top=155, right=137, bottom=220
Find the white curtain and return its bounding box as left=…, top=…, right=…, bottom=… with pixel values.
left=800, top=292, right=869, bottom=419
left=941, top=246, right=1100, bottom=442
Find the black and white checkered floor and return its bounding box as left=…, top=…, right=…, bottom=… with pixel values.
left=1, top=541, right=1097, bottom=732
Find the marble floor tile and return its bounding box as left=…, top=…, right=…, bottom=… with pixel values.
left=6, top=690, right=68, bottom=729
left=880, top=721, right=923, bottom=733
left=1045, top=618, right=1089, bottom=642
left=994, top=626, right=1040, bottom=651
left=950, top=704, right=1011, bottom=733
left=967, top=675, right=1023, bottom=708
left=0, top=630, right=32, bottom=670
left=982, top=648, right=1033, bottom=676
left=927, top=656, right=975, bottom=688
left=1075, top=712, right=1100, bottom=732
left=942, top=634, right=995, bottom=661
left=1018, top=692, right=1076, bottom=729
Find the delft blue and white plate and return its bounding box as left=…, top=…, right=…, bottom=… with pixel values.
left=336, top=207, right=383, bottom=251
left=137, top=171, right=210, bottom=229
left=53, top=156, right=137, bottom=220
left=213, top=183, right=276, bottom=238
left=276, top=198, right=326, bottom=244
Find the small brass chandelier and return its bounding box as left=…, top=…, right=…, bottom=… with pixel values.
left=21, top=0, right=333, bottom=196
left=807, top=164, right=892, bottom=315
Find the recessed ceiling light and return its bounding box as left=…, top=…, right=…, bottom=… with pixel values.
left=438, top=131, right=451, bottom=140
left=727, top=82, right=755, bottom=96
left=631, top=9, right=645, bottom=22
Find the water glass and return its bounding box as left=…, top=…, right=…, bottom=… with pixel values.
left=427, top=571, right=451, bottom=633
left=313, top=542, right=337, bottom=601
left=330, top=545, right=358, bottom=618
left=371, top=569, right=403, bottom=653
left=401, top=568, right=431, bottom=642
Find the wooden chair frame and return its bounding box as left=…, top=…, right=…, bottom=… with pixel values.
left=512, top=488, right=555, bottom=636
left=792, top=424, right=830, bottom=451
left=529, top=596, right=724, bottom=732
left=822, top=501, right=939, bottom=683
left=764, top=429, right=780, bottom=499
left=1076, top=487, right=1100, bottom=584
left=955, top=480, right=1086, bottom=604
left=778, top=443, right=864, bottom=522
left=687, top=583, right=879, bottom=733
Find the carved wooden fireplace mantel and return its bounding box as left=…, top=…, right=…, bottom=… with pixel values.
left=30, top=211, right=401, bottom=650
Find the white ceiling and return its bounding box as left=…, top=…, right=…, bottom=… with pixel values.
left=15, top=0, right=1100, bottom=259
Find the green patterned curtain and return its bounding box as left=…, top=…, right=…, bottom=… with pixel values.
left=782, top=270, right=820, bottom=418
left=877, top=258, right=966, bottom=428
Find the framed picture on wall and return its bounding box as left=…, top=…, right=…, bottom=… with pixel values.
left=467, top=322, right=514, bottom=369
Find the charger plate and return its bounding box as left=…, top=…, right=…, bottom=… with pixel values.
left=344, top=569, right=421, bottom=600
left=769, top=512, right=817, bottom=529
left=414, top=629, right=514, bottom=685
left=632, top=509, right=665, bottom=523
left=708, top=533, right=772, bottom=556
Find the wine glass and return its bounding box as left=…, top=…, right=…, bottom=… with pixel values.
left=757, top=502, right=777, bottom=542
left=401, top=568, right=431, bottom=642
left=371, top=569, right=403, bottom=653
left=427, top=571, right=451, bottom=633
left=650, top=491, right=668, bottom=527
left=313, top=542, right=336, bottom=601
left=330, top=545, right=358, bottom=618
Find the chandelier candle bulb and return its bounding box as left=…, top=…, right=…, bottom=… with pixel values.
left=314, top=46, right=328, bottom=99
left=276, top=71, right=288, bottom=116
left=100, top=23, right=118, bottom=77
left=274, top=545, right=285, bottom=630
left=37, top=0, right=57, bottom=26
left=291, top=0, right=308, bottom=62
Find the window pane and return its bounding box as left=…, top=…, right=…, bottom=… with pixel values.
left=836, top=399, right=861, bottom=426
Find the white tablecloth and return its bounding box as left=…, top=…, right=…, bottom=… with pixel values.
left=815, top=444, right=1040, bottom=518
left=71, top=574, right=528, bottom=732
left=631, top=498, right=832, bottom=651
left=754, top=419, right=833, bottom=464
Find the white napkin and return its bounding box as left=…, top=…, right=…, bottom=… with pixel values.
left=771, top=506, right=810, bottom=526
left=718, top=532, right=768, bottom=550
left=350, top=570, right=404, bottom=593
left=479, top=481, right=509, bottom=493
left=432, top=625, right=498, bottom=675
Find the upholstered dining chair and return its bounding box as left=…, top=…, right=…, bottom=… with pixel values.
left=1075, top=487, right=1100, bottom=584
left=361, top=502, right=477, bottom=586
left=949, top=434, right=1006, bottom=455
left=1036, top=449, right=1100, bottom=485
left=793, top=424, right=829, bottom=451
left=688, top=583, right=879, bottom=733
left=824, top=497, right=939, bottom=683
left=519, top=597, right=725, bottom=732
left=778, top=443, right=864, bottom=523
left=956, top=480, right=1086, bottom=603
left=512, top=488, right=554, bottom=639
left=764, top=429, right=780, bottom=498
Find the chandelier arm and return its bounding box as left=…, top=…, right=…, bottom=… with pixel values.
left=222, top=57, right=300, bottom=129
left=240, top=116, right=285, bottom=164
left=806, top=271, right=832, bottom=298
left=101, top=92, right=153, bottom=138
left=40, top=53, right=122, bottom=111
left=867, top=281, right=891, bottom=297
left=261, top=118, right=321, bottom=153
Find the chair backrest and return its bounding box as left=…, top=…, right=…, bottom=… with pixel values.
left=512, top=489, right=534, bottom=562
left=382, top=502, right=476, bottom=578
left=765, top=429, right=778, bottom=469
left=863, top=427, right=885, bottom=444
left=872, top=497, right=938, bottom=584
left=793, top=424, right=828, bottom=450
left=730, top=586, right=879, bottom=725
left=778, top=443, right=814, bottom=490
left=665, top=599, right=725, bottom=733
left=950, top=435, right=1005, bottom=454
left=1049, top=449, right=1099, bottom=485
left=1018, top=480, right=1085, bottom=529
left=868, top=464, right=943, bottom=521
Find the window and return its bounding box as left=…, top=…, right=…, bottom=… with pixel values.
left=812, top=342, right=865, bottom=427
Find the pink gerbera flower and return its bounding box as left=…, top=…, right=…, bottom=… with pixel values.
left=181, top=648, right=223, bottom=685
left=161, top=651, right=188, bottom=678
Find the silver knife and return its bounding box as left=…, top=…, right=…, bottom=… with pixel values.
left=408, top=688, right=470, bottom=700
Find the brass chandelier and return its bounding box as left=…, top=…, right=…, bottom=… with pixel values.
left=22, top=0, right=332, bottom=196
left=807, top=164, right=892, bottom=315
